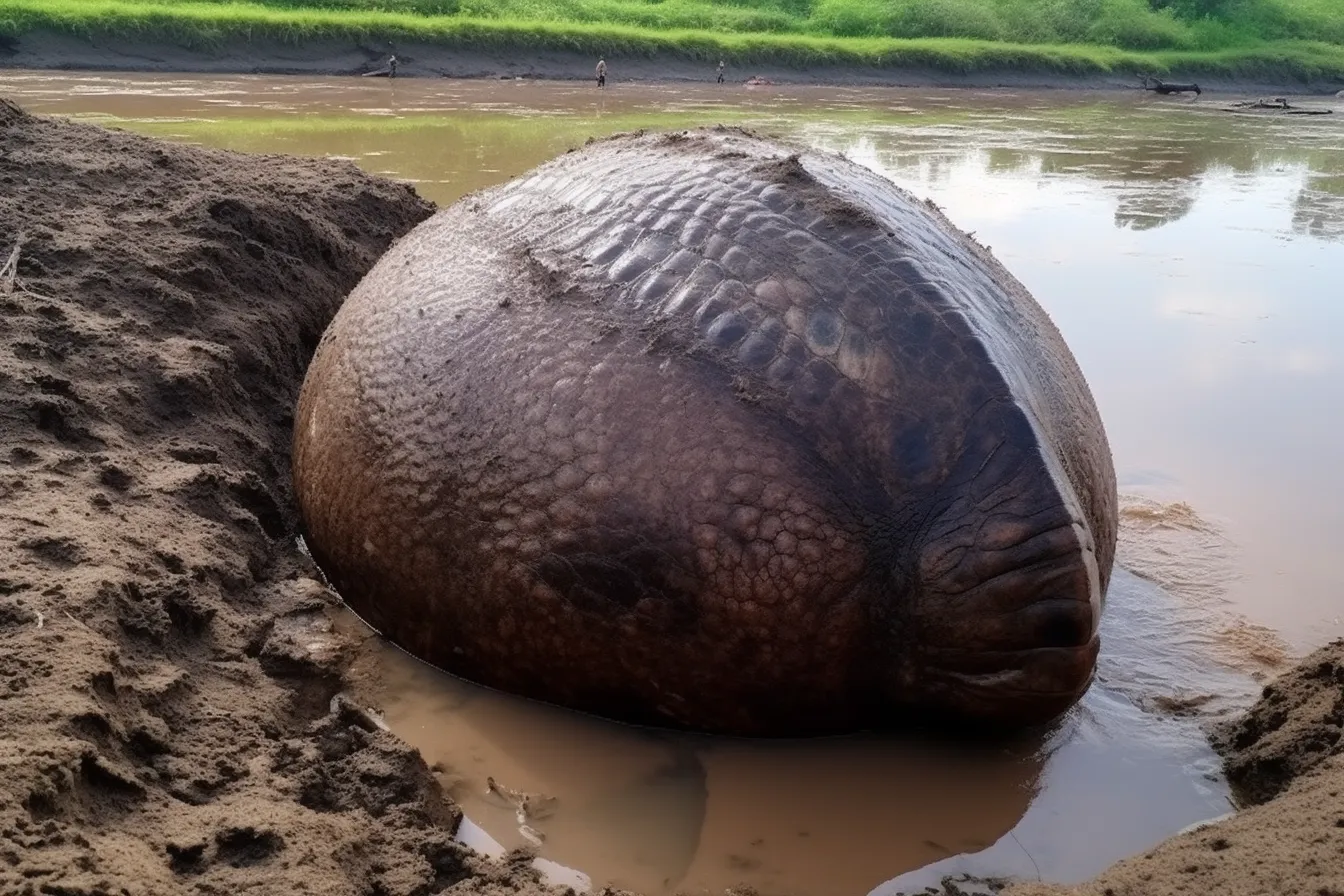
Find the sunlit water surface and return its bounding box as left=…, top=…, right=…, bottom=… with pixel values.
left=6, top=71, right=1341, bottom=895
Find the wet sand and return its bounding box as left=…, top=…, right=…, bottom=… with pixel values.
left=3, top=97, right=1342, bottom=896
left=4, top=29, right=1344, bottom=95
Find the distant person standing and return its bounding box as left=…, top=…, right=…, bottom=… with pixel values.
left=596, top=58, right=607, bottom=88
left=716, top=60, right=725, bottom=84
left=387, top=55, right=398, bottom=78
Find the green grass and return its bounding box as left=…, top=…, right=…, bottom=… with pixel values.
left=2, top=0, right=1343, bottom=80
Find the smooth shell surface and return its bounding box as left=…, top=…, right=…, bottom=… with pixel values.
left=294, top=128, right=1117, bottom=735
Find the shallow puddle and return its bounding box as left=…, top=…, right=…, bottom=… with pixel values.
left=366, top=649, right=1038, bottom=896
left=7, top=71, right=1340, bottom=894
left=347, top=498, right=1267, bottom=895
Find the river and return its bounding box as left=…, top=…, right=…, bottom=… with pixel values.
left=4, top=70, right=1341, bottom=896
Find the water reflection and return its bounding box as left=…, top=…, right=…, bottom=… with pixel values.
left=1293, top=172, right=1344, bottom=240
left=806, top=102, right=1344, bottom=236
left=6, top=73, right=1344, bottom=241
left=361, top=616, right=1040, bottom=896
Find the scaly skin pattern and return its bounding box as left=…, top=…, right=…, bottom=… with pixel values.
left=293, top=128, right=1118, bottom=735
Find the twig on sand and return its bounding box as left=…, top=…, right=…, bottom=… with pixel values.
left=63, top=610, right=94, bottom=634
left=0, top=233, right=21, bottom=294
left=1, top=233, right=55, bottom=301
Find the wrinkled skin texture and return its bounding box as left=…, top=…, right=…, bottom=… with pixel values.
left=294, top=128, right=1118, bottom=736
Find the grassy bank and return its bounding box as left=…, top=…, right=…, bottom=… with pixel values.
left=2, top=0, right=1344, bottom=81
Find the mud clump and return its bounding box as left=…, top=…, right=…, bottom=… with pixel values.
left=0, top=98, right=559, bottom=896
left=1214, top=638, right=1344, bottom=806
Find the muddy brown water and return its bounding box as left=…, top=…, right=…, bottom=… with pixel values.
left=5, top=71, right=1342, bottom=895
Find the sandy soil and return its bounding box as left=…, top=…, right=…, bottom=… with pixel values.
left=4, top=29, right=1344, bottom=95
left=2, top=96, right=1342, bottom=896
left=0, top=96, right=574, bottom=896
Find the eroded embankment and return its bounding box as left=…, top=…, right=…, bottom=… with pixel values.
left=0, top=98, right=565, bottom=896
left=3, top=31, right=1344, bottom=95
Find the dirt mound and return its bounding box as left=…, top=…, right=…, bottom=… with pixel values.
left=0, top=98, right=561, bottom=896
left=1214, top=638, right=1344, bottom=805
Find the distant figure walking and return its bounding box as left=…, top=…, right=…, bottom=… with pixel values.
left=716, top=60, right=725, bottom=84
left=388, top=55, right=398, bottom=78
left=596, top=58, right=607, bottom=88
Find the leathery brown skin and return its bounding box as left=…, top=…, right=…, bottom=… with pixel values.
left=293, top=127, right=1118, bottom=736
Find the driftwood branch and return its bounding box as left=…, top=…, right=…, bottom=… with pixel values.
left=1, top=233, right=56, bottom=301
left=1141, top=76, right=1202, bottom=96
left=1225, top=98, right=1333, bottom=115
left=0, top=232, right=21, bottom=295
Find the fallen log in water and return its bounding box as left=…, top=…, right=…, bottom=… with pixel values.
left=1225, top=98, right=1333, bottom=115
left=1141, top=76, right=1202, bottom=95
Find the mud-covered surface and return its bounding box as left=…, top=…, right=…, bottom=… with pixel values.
left=0, top=97, right=570, bottom=896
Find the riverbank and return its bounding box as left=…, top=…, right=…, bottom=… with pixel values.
left=6, top=29, right=1344, bottom=95
left=2, top=98, right=1342, bottom=896
left=5, top=14, right=1344, bottom=94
